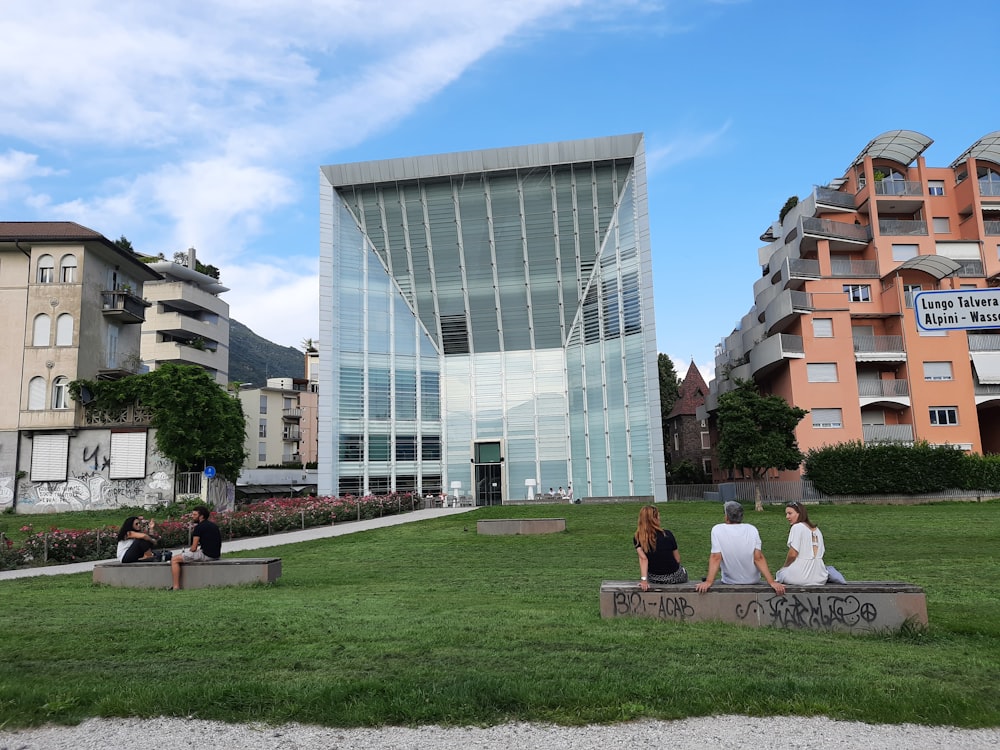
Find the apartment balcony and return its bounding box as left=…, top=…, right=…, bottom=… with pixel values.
left=830, top=259, right=880, bottom=278
left=145, top=340, right=223, bottom=369
left=101, top=290, right=150, bottom=324
left=282, top=407, right=302, bottom=420
left=980, top=183, right=1000, bottom=197
left=969, top=333, right=1000, bottom=352
left=858, top=379, right=910, bottom=409
left=957, top=260, right=985, bottom=277
left=750, top=333, right=804, bottom=376
left=853, top=335, right=905, bottom=362
left=878, top=219, right=928, bottom=236
left=152, top=311, right=221, bottom=341
left=814, top=186, right=856, bottom=211
left=984, top=220, right=1000, bottom=235
left=863, top=424, right=914, bottom=444
left=779, top=258, right=820, bottom=289
left=764, top=289, right=813, bottom=334
left=281, top=453, right=301, bottom=464
left=873, top=180, right=923, bottom=197
left=283, top=427, right=301, bottom=441
left=801, top=217, right=872, bottom=246
left=144, top=279, right=229, bottom=317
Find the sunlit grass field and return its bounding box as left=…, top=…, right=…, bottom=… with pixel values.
left=1, top=500, right=997, bottom=730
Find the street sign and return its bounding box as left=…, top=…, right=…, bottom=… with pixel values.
left=913, top=289, right=1000, bottom=331
left=204, top=466, right=216, bottom=478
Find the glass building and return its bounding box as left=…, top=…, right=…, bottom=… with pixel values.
left=318, top=134, right=665, bottom=503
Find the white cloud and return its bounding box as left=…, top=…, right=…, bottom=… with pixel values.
left=646, top=120, right=733, bottom=173
left=224, top=260, right=320, bottom=348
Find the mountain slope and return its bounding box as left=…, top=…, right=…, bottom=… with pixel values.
left=228, top=319, right=305, bottom=387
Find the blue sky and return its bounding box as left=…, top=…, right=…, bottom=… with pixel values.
left=2, top=0, right=998, bottom=381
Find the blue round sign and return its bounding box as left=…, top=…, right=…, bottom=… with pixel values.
left=204, top=466, right=216, bottom=478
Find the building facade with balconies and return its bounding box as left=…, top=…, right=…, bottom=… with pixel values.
left=141, top=248, right=230, bottom=386
left=239, top=377, right=317, bottom=469
left=319, top=134, right=666, bottom=503
left=706, top=130, right=1000, bottom=476
left=0, top=222, right=175, bottom=513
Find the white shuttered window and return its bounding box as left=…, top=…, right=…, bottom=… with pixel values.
left=110, top=431, right=147, bottom=479
left=31, top=433, right=69, bottom=481
left=811, top=409, right=843, bottom=428
left=807, top=363, right=838, bottom=382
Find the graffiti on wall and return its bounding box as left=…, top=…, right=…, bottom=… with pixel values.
left=0, top=473, right=13, bottom=510
left=16, top=434, right=174, bottom=513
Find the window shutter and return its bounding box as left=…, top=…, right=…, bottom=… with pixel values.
left=110, top=431, right=147, bottom=479
left=30, top=433, right=69, bottom=481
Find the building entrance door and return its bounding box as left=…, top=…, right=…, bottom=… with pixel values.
left=473, top=441, right=503, bottom=506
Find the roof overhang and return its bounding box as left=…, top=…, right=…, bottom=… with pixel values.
left=887, top=255, right=961, bottom=281
left=950, top=131, right=1000, bottom=169
left=852, top=130, right=933, bottom=168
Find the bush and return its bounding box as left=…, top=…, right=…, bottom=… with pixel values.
left=804, top=441, right=967, bottom=495
left=4, top=494, right=417, bottom=569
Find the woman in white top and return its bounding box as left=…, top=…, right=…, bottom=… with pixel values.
left=775, top=501, right=828, bottom=586
left=115, top=516, right=160, bottom=563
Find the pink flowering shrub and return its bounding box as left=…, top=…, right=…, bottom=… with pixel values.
left=7, top=493, right=416, bottom=568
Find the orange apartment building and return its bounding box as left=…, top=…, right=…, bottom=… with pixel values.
left=705, top=130, right=1000, bottom=477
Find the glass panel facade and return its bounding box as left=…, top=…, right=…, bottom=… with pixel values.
left=319, top=135, right=665, bottom=501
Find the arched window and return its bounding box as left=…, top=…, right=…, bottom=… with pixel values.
left=32, top=314, right=51, bottom=346
left=28, top=376, right=46, bottom=410
left=37, top=254, right=54, bottom=283
left=59, top=254, right=77, bottom=283
left=52, top=376, right=70, bottom=410
left=56, top=313, right=74, bottom=346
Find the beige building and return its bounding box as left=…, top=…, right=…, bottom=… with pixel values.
left=0, top=222, right=174, bottom=513
left=239, top=377, right=318, bottom=468
left=141, top=247, right=230, bottom=386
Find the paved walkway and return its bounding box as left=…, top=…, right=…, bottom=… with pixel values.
left=0, top=506, right=478, bottom=581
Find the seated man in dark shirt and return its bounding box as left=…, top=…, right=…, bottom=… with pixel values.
left=170, top=505, right=222, bottom=590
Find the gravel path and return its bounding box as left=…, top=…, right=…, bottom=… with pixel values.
left=3, top=716, right=999, bottom=749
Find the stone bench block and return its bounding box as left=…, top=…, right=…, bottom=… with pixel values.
left=477, top=518, right=566, bottom=535
left=93, top=558, right=282, bottom=590
left=600, top=580, right=927, bottom=633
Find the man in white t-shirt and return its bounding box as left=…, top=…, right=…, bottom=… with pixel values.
left=694, top=501, right=786, bottom=595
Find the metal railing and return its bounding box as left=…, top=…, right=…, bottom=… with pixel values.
left=985, top=220, right=1000, bottom=235
left=802, top=217, right=871, bottom=243
left=969, top=333, right=1000, bottom=351
left=957, top=260, right=985, bottom=277
left=858, top=379, right=909, bottom=397
left=853, top=335, right=904, bottom=353
left=878, top=219, right=928, bottom=236
left=814, top=186, right=856, bottom=209
left=862, top=424, right=914, bottom=443
left=830, top=259, right=880, bottom=277
left=980, top=182, right=1000, bottom=196
left=874, top=180, right=922, bottom=196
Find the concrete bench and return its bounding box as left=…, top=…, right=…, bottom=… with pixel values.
left=93, top=558, right=282, bottom=590
left=600, top=580, right=927, bottom=634
left=477, top=518, right=566, bottom=535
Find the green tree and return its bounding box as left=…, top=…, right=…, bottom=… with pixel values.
left=658, top=354, right=680, bottom=466
left=716, top=379, right=807, bottom=509
left=70, top=363, right=247, bottom=481
left=114, top=235, right=134, bottom=253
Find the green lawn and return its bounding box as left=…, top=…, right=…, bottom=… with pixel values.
left=1, top=501, right=998, bottom=729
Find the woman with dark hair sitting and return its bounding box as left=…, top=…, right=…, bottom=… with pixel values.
left=775, top=501, right=828, bottom=586
left=116, top=516, right=161, bottom=563
left=634, top=504, right=688, bottom=590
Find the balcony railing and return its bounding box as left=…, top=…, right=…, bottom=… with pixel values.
left=283, top=427, right=301, bottom=441
left=863, top=424, right=914, bottom=443
left=853, top=335, right=904, bottom=353
left=802, top=217, right=872, bottom=244
left=980, top=182, right=1000, bottom=197
left=985, top=220, right=1000, bottom=235
left=878, top=219, right=928, bottom=236
left=975, top=382, right=1000, bottom=396
left=101, top=290, right=150, bottom=324
left=969, top=333, right=1000, bottom=352
left=874, top=180, right=922, bottom=196
left=957, top=260, right=985, bottom=277
left=786, top=258, right=820, bottom=279
left=858, top=379, right=909, bottom=398
left=814, top=186, right=856, bottom=209
left=282, top=407, right=302, bottom=420
left=830, top=259, right=880, bottom=277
